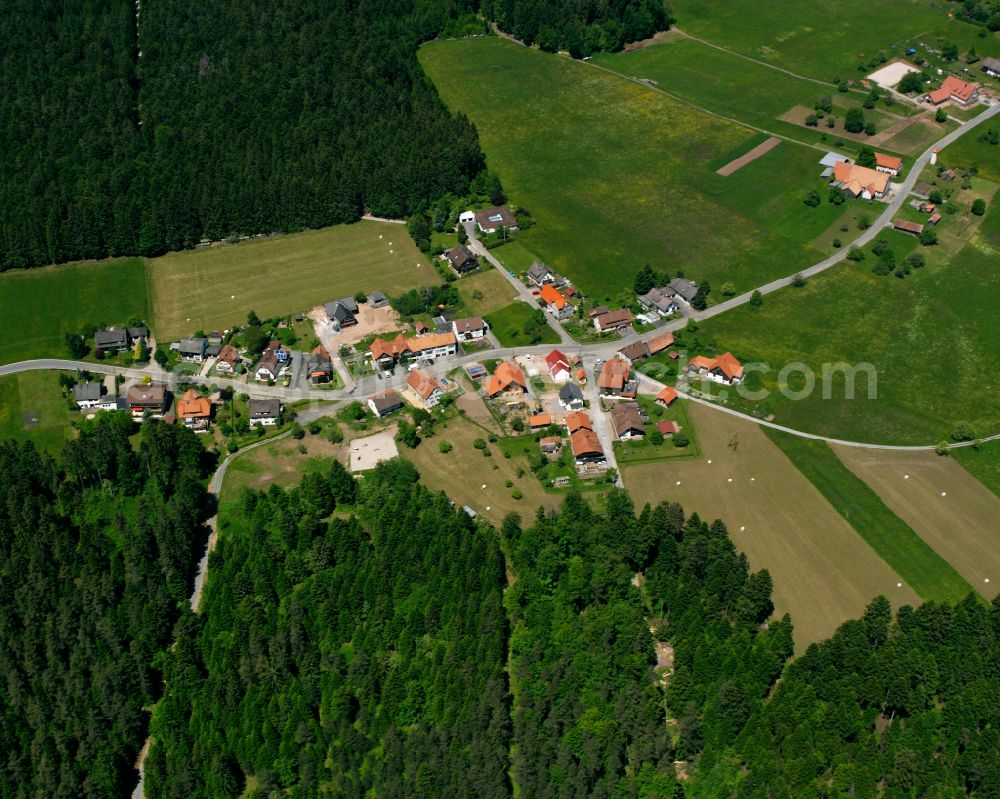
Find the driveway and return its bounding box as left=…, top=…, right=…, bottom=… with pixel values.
left=461, top=221, right=575, bottom=345
left=581, top=354, right=621, bottom=482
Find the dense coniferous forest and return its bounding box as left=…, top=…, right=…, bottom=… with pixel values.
left=137, top=459, right=1000, bottom=798
left=0, top=0, right=669, bottom=270
left=145, top=459, right=510, bottom=799
left=0, top=415, right=210, bottom=798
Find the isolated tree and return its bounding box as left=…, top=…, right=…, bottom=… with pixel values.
left=919, top=227, right=939, bottom=246
left=972, top=198, right=987, bottom=216
left=857, top=147, right=877, bottom=169
left=816, top=95, right=833, bottom=113
left=844, top=107, right=865, bottom=133
left=65, top=332, right=88, bottom=359
left=792, top=273, right=807, bottom=288
left=942, top=42, right=959, bottom=62
left=899, top=71, right=926, bottom=94
left=720, top=282, right=736, bottom=296
left=935, top=107, right=948, bottom=123
left=691, top=281, right=710, bottom=311
left=749, top=290, right=763, bottom=308
left=803, top=190, right=821, bottom=207
left=438, top=440, right=452, bottom=454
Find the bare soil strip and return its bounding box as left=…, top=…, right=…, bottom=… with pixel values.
left=716, top=136, right=781, bottom=175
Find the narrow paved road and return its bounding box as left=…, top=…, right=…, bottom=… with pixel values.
left=462, top=221, right=575, bottom=345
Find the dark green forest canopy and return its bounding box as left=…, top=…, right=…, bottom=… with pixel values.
left=0, top=415, right=211, bottom=798
left=0, top=0, right=669, bottom=270
left=139, top=456, right=1000, bottom=798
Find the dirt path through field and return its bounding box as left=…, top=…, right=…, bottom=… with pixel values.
left=716, top=137, right=781, bottom=176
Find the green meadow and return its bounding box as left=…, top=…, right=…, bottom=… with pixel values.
left=943, top=129, right=1000, bottom=183
left=484, top=302, right=560, bottom=347
left=670, top=0, right=997, bottom=80
left=954, top=441, right=1000, bottom=500
left=693, top=198, right=1000, bottom=444
left=421, top=37, right=839, bottom=300
left=593, top=37, right=917, bottom=153
left=0, top=371, right=76, bottom=455
left=0, top=258, right=149, bottom=365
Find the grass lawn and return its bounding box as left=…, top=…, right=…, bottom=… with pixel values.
left=457, top=269, right=518, bottom=316
left=484, top=302, right=559, bottom=347
left=404, top=416, right=562, bottom=524
left=0, top=371, right=76, bottom=455
left=942, top=128, right=1000, bottom=183
left=953, top=441, right=1000, bottom=499
left=421, top=38, right=834, bottom=300
left=147, top=221, right=433, bottom=342
left=833, top=445, right=1000, bottom=600
left=594, top=37, right=912, bottom=153
left=669, top=0, right=996, bottom=81
left=0, top=258, right=148, bottom=365
left=766, top=429, right=973, bottom=603
left=622, top=400, right=921, bottom=649
left=489, top=240, right=543, bottom=274
left=691, top=194, right=1000, bottom=444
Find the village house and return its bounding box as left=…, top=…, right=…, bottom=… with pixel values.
left=875, top=152, right=903, bottom=177
left=529, top=413, right=552, bottom=431
left=593, top=308, right=633, bottom=333
left=570, top=427, right=605, bottom=465
left=370, top=334, right=410, bottom=370
left=539, top=284, right=573, bottom=319
left=539, top=436, right=562, bottom=459
left=73, top=382, right=119, bottom=411
left=484, top=361, right=527, bottom=400
left=647, top=330, right=675, bottom=356
left=253, top=341, right=290, bottom=382
left=598, top=358, right=631, bottom=398
left=368, top=389, right=404, bottom=418
left=617, top=340, right=650, bottom=366
left=559, top=382, right=585, bottom=411
left=324, top=297, right=358, bottom=329
left=406, top=332, right=458, bottom=362
left=178, top=337, right=208, bottom=361
left=686, top=352, right=744, bottom=385
left=655, top=387, right=678, bottom=408
left=452, top=316, right=489, bottom=342
left=474, top=206, right=518, bottom=234
left=248, top=398, right=281, bottom=427
left=445, top=244, right=479, bottom=274
left=176, top=389, right=212, bottom=432
left=128, top=325, right=149, bottom=343
left=928, top=74, right=979, bottom=107
left=656, top=420, right=679, bottom=437
left=638, top=287, right=680, bottom=316
left=565, top=410, right=592, bottom=433
left=94, top=328, right=129, bottom=357
left=526, top=261, right=555, bottom=286
left=403, top=369, right=444, bottom=409
left=214, top=343, right=241, bottom=373
left=305, top=347, right=333, bottom=384
left=982, top=57, right=1000, bottom=79
left=831, top=161, right=891, bottom=200
left=126, top=384, right=168, bottom=419
left=669, top=278, right=699, bottom=305
left=545, top=348, right=572, bottom=382
left=610, top=403, right=645, bottom=441
left=369, top=290, right=389, bottom=309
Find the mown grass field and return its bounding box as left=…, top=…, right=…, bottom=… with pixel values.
left=421, top=38, right=832, bottom=300
left=670, top=0, right=997, bottom=80
left=693, top=195, right=1000, bottom=444
left=490, top=240, right=542, bottom=274
left=147, top=221, right=432, bottom=341
left=833, top=446, right=1000, bottom=599
left=622, top=401, right=920, bottom=649
left=766, top=429, right=973, bottom=603
left=954, top=441, right=1000, bottom=499
left=0, top=372, right=76, bottom=455
left=594, top=37, right=926, bottom=153
left=456, top=269, right=518, bottom=316
left=218, top=432, right=345, bottom=502
left=485, top=302, right=560, bottom=346
left=0, top=258, right=148, bottom=365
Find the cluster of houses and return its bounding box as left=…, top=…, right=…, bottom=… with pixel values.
left=73, top=378, right=283, bottom=431
left=93, top=324, right=149, bottom=358
left=926, top=74, right=979, bottom=107
left=637, top=278, right=699, bottom=318
left=526, top=262, right=580, bottom=320
left=367, top=316, right=489, bottom=371
left=442, top=205, right=521, bottom=276
left=819, top=149, right=905, bottom=201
